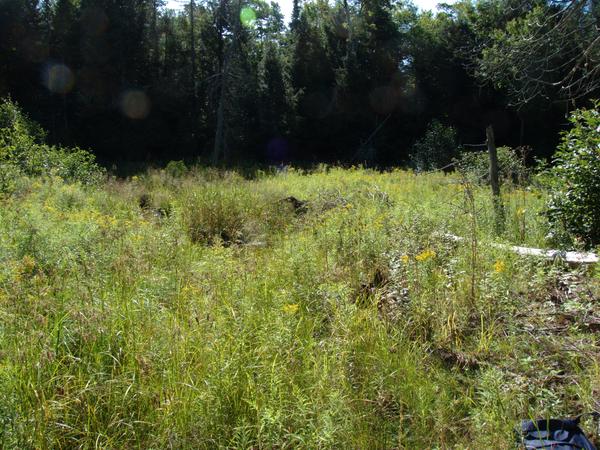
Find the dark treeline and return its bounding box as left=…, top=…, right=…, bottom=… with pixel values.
left=1, top=0, right=598, bottom=166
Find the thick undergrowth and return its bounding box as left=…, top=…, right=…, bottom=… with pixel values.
left=0, top=167, right=598, bottom=448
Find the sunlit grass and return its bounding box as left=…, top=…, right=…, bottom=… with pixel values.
left=0, top=167, right=596, bottom=448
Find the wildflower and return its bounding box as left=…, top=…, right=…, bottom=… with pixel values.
left=493, top=260, right=506, bottom=273
left=516, top=208, right=526, bottom=216
left=400, top=254, right=410, bottom=265
left=132, top=176, right=139, bottom=182
left=415, top=248, right=435, bottom=262
left=282, top=303, right=299, bottom=314
left=373, top=216, right=384, bottom=229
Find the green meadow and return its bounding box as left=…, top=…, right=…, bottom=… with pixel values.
left=1, top=166, right=598, bottom=448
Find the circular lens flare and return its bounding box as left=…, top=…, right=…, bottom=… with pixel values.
left=120, top=90, right=151, bottom=120
left=240, top=7, right=256, bottom=27
left=44, top=64, right=75, bottom=94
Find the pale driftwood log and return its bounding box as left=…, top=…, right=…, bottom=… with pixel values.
left=443, top=234, right=598, bottom=266
left=495, top=244, right=598, bottom=265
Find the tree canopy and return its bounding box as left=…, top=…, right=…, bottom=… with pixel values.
left=0, top=0, right=598, bottom=166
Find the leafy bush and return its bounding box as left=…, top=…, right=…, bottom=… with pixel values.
left=0, top=98, right=104, bottom=189
left=0, top=97, right=46, bottom=143
left=410, top=120, right=457, bottom=171
left=455, top=146, right=528, bottom=185
left=0, top=162, right=21, bottom=193
left=546, top=102, right=600, bottom=248
left=43, top=146, right=105, bottom=184
left=165, top=160, right=187, bottom=178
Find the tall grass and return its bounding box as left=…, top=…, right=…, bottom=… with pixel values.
left=0, top=167, right=597, bottom=448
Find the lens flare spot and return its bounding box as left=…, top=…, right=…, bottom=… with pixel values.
left=44, top=64, right=75, bottom=94
left=240, top=7, right=256, bottom=27
left=120, top=90, right=151, bottom=120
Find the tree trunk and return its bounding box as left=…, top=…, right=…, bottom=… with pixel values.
left=212, top=0, right=243, bottom=165
left=213, top=44, right=231, bottom=165
left=213, top=71, right=226, bottom=165
left=152, top=0, right=159, bottom=81
left=189, top=0, right=198, bottom=125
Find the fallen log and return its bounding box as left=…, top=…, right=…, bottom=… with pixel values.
left=443, top=234, right=598, bottom=266
left=498, top=244, right=598, bottom=265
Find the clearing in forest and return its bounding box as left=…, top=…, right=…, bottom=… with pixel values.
left=0, top=167, right=598, bottom=448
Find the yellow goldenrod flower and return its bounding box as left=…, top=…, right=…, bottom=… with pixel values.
left=400, top=254, right=410, bottom=264
left=415, top=249, right=435, bottom=262
left=493, top=260, right=506, bottom=273
left=282, top=303, right=299, bottom=314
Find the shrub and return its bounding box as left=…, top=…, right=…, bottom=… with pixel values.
left=0, top=162, right=22, bottom=193
left=410, top=120, right=457, bottom=171
left=0, top=97, right=46, bottom=143
left=179, top=186, right=257, bottom=245
left=0, top=98, right=104, bottom=189
left=44, top=146, right=105, bottom=185
left=545, top=102, right=600, bottom=248
left=455, top=146, right=528, bottom=185
left=165, top=160, right=187, bottom=178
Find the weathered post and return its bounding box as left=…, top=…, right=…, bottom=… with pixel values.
left=486, top=125, right=505, bottom=234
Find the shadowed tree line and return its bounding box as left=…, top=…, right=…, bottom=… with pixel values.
left=1, top=0, right=598, bottom=167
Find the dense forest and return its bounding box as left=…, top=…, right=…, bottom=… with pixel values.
left=3, top=1, right=600, bottom=448
left=1, top=0, right=598, bottom=166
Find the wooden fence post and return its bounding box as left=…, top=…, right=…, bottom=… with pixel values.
left=486, top=125, right=505, bottom=233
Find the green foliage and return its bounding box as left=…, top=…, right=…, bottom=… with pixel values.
left=0, top=98, right=46, bottom=143
left=475, top=3, right=599, bottom=104
left=2, top=166, right=589, bottom=449
left=0, top=162, right=21, bottom=194
left=165, top=160, right=187, bottom=178
left=456, top=146, right=528, bottom=185
left=178, top=183, right=294, bottom=245
left=409, top=120, right=457, bottom=171
left=2, top=0, right=589, bottom=166
left=180, top=185, right=252, bottom=244
left=0, top=98, right=104, bottom=190
left=546, top=102, right=600, bottom=248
